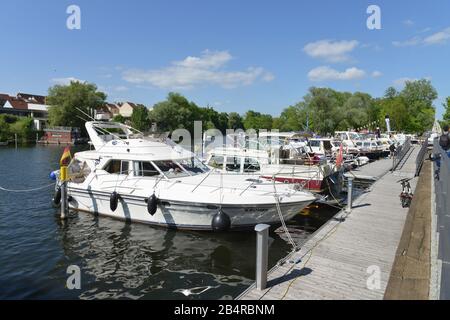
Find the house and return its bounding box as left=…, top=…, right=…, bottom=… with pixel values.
left=117, top=102, right=138, bottom=118
left=106, top=103, right=120, bottom=116
left=0, top=93, right=49, bottom=130
left=39, top=127, right=81, bottom=145
left=17, top=93, right=46, bottom=105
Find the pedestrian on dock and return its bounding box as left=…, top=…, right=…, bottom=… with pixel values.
left=439, top=125, right=450, bottom=152
left=389, top=142, right=397, bottom=158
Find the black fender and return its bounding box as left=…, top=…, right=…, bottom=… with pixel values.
left=52, top=187, right=61, bottom=206
left=211, top=209, right=231, bottom=232
left=146, top=194, right=158, bottom=216
left=110, top=191, right=120, bottom=212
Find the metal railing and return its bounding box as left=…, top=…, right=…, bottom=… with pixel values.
left=415, top=135, right=429, bottom=177
left=392, top=138, right=411, bottom=172
left=434, top=140, right=449, bottom=216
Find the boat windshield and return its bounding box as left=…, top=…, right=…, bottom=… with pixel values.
left=176, top=158, right=209, bottom=175
left=151, top=158, right=209, bottom=179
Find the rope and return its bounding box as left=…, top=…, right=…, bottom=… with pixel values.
left=272, top=179, right=298, bottom=252
left=0, top=182, right=56, bottom=193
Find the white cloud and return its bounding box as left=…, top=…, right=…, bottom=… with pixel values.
left=122, top=50, right=274, bottom=89
left=403, top=19, right=414, bottom=27
left=114, top=86, right=129, bottom=92
left=424, top=27, right=450, bottom=45
left=392, top=36, right=422, bottom=47
left=393, top=27, right=450, bottom=47
left=393, top=76, right=432, bottom=88
left=307, top=66, right=366, bottom=82
left=371, top=71, right=383, bottom=78
left=303, top=40, right=359, bottom=62
left=51, top=77, right=85, bottom=85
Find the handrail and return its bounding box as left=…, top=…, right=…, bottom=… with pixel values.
left=415, top=135, right=429, bottom=176
left=392, top=137, right=411, bottom=171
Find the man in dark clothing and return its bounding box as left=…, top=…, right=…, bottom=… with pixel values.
left=389, top=142, right=396, bottom=158
left=439, top=125, right=450, bottom=151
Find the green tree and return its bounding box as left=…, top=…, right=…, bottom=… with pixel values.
left=112, top=114, right=126, bottom=124
left=384, top=87, right=398, bottom=99
left=47, top=81, right=107, bottom=136
left=149, top=92, right=201, bottom=134
left=131, top=104, right=150, bottom=131
left=274, top=104, right=308, bottom=131
left=441, top=97, right=450, bottom=127
left=243, top=110, right=273, bottom=131
left=400, top=79, right=437, bottom=133
left=303, top=87, right=341, bottom=135
left=0, top=114, right=34, bottom=143
left=227, top=112, right=243, bottom=130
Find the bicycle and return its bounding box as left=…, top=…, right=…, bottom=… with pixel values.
left=397, top=178, right=413, bottom=208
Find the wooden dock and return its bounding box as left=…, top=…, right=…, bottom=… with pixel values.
left=238, top=146, right=420, bottom=300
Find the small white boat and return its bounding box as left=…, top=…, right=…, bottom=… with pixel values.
left=0, top=141, right=8, bottom=146
left=55, top=122, right=316, bottom=231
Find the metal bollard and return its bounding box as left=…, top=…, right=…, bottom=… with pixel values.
left=346, top=177, right=354, bottom=213
left=60, top=166, right=68, bottom=219
left=255, top=224, right=270, bottom=290
left=60, top=181, right=67, bottom=219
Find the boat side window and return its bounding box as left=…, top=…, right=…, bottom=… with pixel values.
left=177, top=158, right=209, bottom=174
left=309, top=140, right=320, bottom=147
left=243, top=158, right=260, bottom=173
left=208, top=155, right=225, bottom=169
left=133, top=161, right=160, bottom=177
left=103, top=160, right=129, bottom=175
left=225, top=156, right=241, bottom=172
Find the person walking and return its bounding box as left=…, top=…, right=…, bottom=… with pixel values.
left=439, top=125, right=450, bottom=152
left=389, top=141, right=397, bottom=158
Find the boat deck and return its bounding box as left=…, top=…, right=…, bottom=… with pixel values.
left=238, top=146, right=420, bottom=300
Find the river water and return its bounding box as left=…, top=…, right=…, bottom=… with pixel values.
left=0, top=145, right=338, bottom=300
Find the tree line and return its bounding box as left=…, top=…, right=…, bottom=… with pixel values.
left=44, top=78, right=447, bottom=137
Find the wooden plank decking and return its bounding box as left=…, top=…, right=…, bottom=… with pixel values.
left=238, top=146, right=420, bottom=300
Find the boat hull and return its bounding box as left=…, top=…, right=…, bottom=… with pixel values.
left=67, top=187, right=312, bottom=231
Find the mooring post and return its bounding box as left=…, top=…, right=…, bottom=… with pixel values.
left=255, top=224, right=270, bottom=290
left=346, top=176, right=354, bottom=213
left=60, top=166, right=68, bottom=219
left=15, top=133, right=17, bottom=149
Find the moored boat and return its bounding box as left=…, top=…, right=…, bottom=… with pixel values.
left=54, top=122, right=317, bottom=231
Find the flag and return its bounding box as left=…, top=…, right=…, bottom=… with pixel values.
left=60, top=146, right=72, bottom=166
left=336, top=144, right=344, bottom=168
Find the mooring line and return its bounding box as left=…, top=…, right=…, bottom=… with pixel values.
left=0, top=182, right=56, bottom=193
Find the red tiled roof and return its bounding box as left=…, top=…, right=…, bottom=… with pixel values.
left=8, top=98, right=28, bottom=110
left=17, top=93, right=46, bottom=104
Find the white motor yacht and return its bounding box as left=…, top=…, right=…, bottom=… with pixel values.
left=53, top=122, right=316, bottom=231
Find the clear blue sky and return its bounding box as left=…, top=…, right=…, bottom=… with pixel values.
left=0, top=0, right=449, bottom=119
